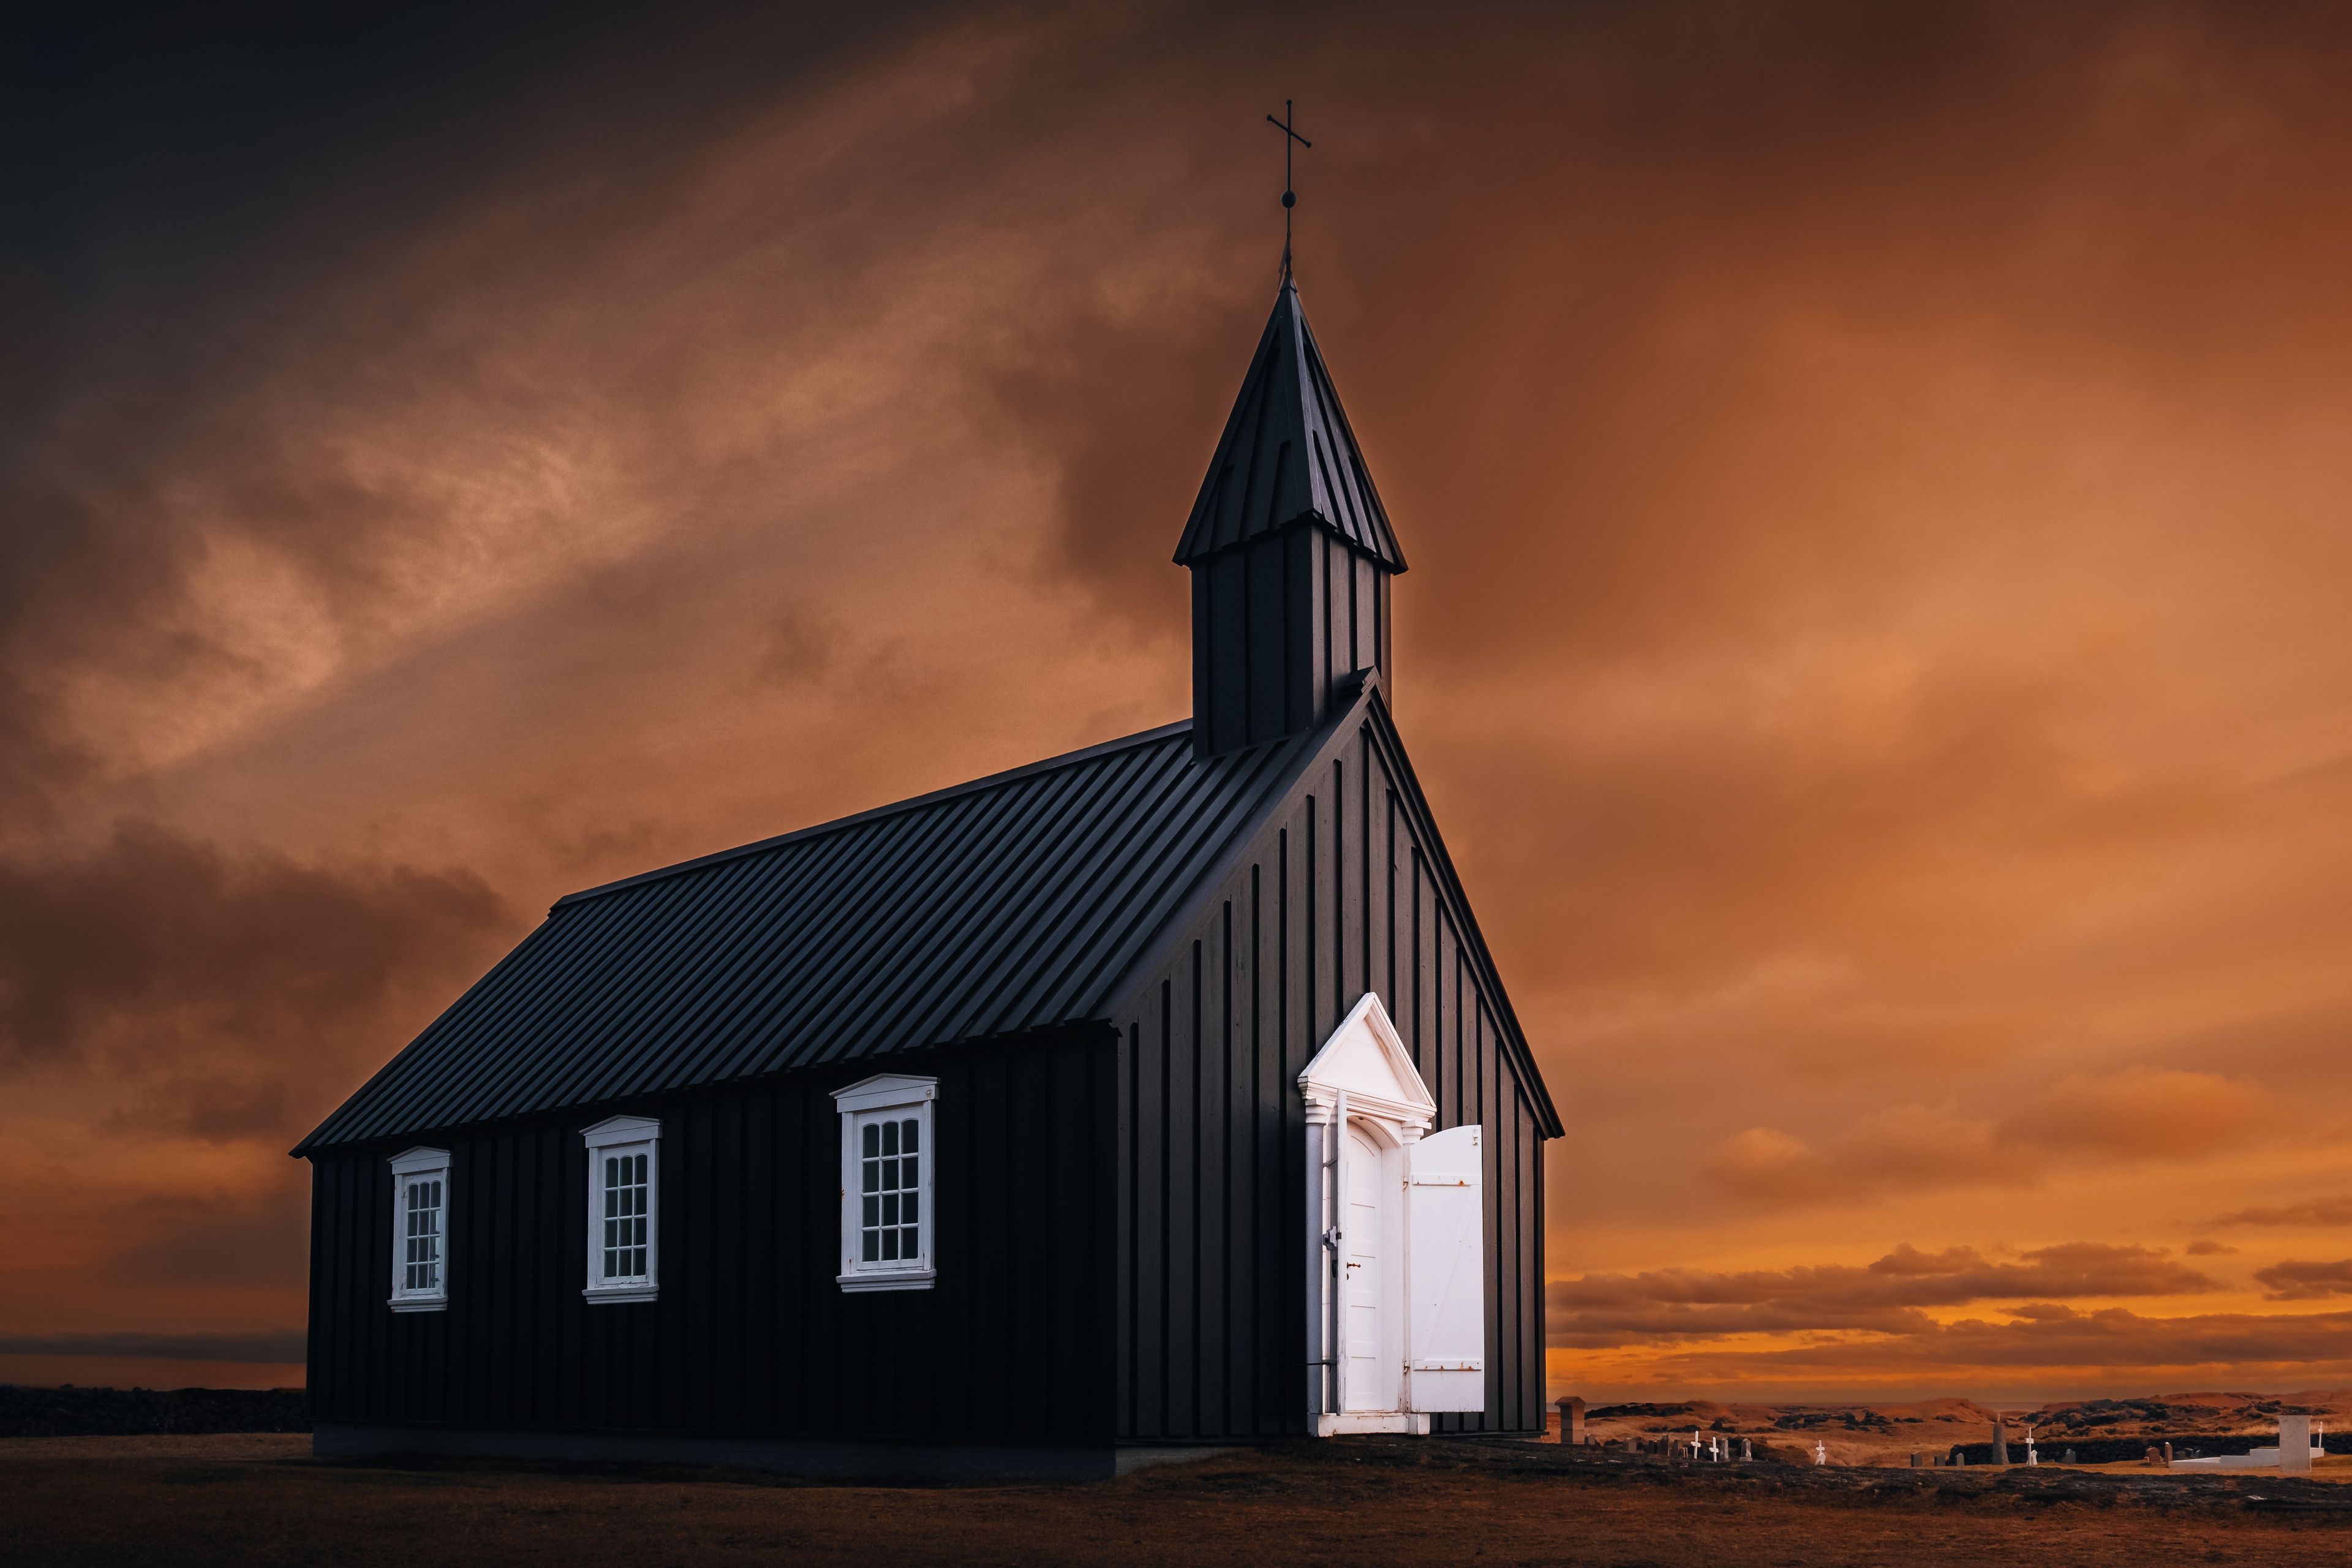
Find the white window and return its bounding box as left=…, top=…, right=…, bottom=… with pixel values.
left=832, top=1075, right=937, bottom=1292
left=387, top=1147, right=450, bottom=1312
left=581, top=1115, right=660, bottom=1303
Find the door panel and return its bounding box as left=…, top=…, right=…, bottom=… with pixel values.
left=1343, top=1125, right=1395, bottom=1411
left=1405, top=1124, right=1484, bottom=1414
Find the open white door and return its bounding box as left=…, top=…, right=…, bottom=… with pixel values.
left=1404, top=1123, right=1485, bottom=1414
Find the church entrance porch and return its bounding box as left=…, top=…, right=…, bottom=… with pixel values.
left=1303, top=993, right=1487, bottom=1436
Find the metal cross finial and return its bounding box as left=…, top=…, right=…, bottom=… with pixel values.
left=1266, top=99, right=1310, bottom=284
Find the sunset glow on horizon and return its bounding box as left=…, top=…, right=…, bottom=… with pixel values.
left=7, top=1, right=2352, bottom=1404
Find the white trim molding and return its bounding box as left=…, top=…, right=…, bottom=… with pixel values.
left=582, top=1115, right=660, bottom=1304
left=1317, top=1412, right=1431, bottom=1436
left=386, top=1146, right=451, bottom=1313
left=1300, top=994, right=1487, bottom=1434
left=1297, top=992, right=1436, bottom=1134
left=832, top=1074, right=938, bottom=1292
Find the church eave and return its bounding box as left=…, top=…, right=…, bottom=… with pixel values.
left=1174, top=506, right=1411, bottom=572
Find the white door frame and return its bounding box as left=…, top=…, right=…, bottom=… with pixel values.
left=1302, top=993, right=1436, bottom=1436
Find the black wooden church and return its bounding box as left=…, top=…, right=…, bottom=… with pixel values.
left=295, top=277, right=1562, bottom=1478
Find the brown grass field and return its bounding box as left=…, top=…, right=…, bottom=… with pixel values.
left=6, top=1431, right=2350, bottom=1566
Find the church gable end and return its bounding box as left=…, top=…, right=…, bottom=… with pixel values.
left=1107, top=682, right=1558, bottom=1444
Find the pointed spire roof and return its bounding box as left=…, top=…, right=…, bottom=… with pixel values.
left=1174, top=282, right=1406, bottom=570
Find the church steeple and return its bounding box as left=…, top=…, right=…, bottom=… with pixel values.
left=1177, top=281, right=1406, bottom=758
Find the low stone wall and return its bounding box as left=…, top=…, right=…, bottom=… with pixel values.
left=1947, top=1433, right=2352, bottom=1466
left=0, top=1385, right=308, bottom=1437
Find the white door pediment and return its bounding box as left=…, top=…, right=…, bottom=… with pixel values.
left=1297, top=992, right=1434, bottom=1129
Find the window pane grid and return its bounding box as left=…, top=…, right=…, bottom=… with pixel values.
left=858, top=1115, right=920, bottom=1265
left=601, top=1150, right=649, bottom=1281
left=401, top=1176, right=443, bottom=1294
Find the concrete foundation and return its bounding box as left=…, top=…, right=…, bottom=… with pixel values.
left=313, top=1422, right=1232, bottom=1482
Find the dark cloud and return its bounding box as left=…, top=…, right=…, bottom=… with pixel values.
left=0, top=2, right=958, bottom=826
left=1697, top=1305, right=2352, bottom=1375
left=980, top=1, right=2352, bottom=662
left=1998, top=1069, right=2274, bottom=1161
left=1701, top=1071, right=2275, bottom=1210
left=102, top=1075, right=293, bottom=1147
left=0, top=821, right=509, bottom=1141
left=102, top=1183, right=311, bottom=1292
left=2211, top=1197, right=2352, bottom=1229
left=752, top=603, right=840, bottom=687
left=9, top=0, right=2352, bottom=1393
left=1551, top=1242, right=2218, bottom=1346
left=2254, top=1259, right=2352, bottom=1302
left=0, top=473, right=177, bottom=826
left=2184, top=1240, right=2239, bottom=1256
left=984, top=285, right=1259, bottom=640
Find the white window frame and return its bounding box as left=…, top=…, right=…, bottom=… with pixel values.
left=387, top=1147, right=451, bottom=1313
left=581, top=1115, right=660, bottom=1303
left=833, top=1074, right=937, bottom=1292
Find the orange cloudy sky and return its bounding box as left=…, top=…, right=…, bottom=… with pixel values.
left=6, top=0, right=2352, bottom=1401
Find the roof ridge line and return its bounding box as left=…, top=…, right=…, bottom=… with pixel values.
left=549, top=718, right=1193, bottom=913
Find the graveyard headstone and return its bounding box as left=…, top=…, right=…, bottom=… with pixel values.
left=2281, top=1414, right=2314, bottom=1474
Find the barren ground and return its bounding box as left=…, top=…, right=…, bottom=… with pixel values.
left=8, top=1432, right=2352, bottom=1567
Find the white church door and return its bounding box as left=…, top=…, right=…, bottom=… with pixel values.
left=1343, top=1123, right=1401, bottom=1412
left=1302, top=992, right=1488, bottom=1434
left=1404, top=1123, right=1484, bottom=1412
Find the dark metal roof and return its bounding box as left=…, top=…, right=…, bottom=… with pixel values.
left=1173, top=281, right=1407, bottom=571
left=294, top=718, right=1322, bottom=1152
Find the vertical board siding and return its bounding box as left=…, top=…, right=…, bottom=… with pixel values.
left=306, top=704, right=1551, bottom=1452
left=306, top=1031, right=1118, bottom=1446
left=1116, top=714, right=1550, bottom=1441
left=1193, top=522, right=1398, bottom=760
